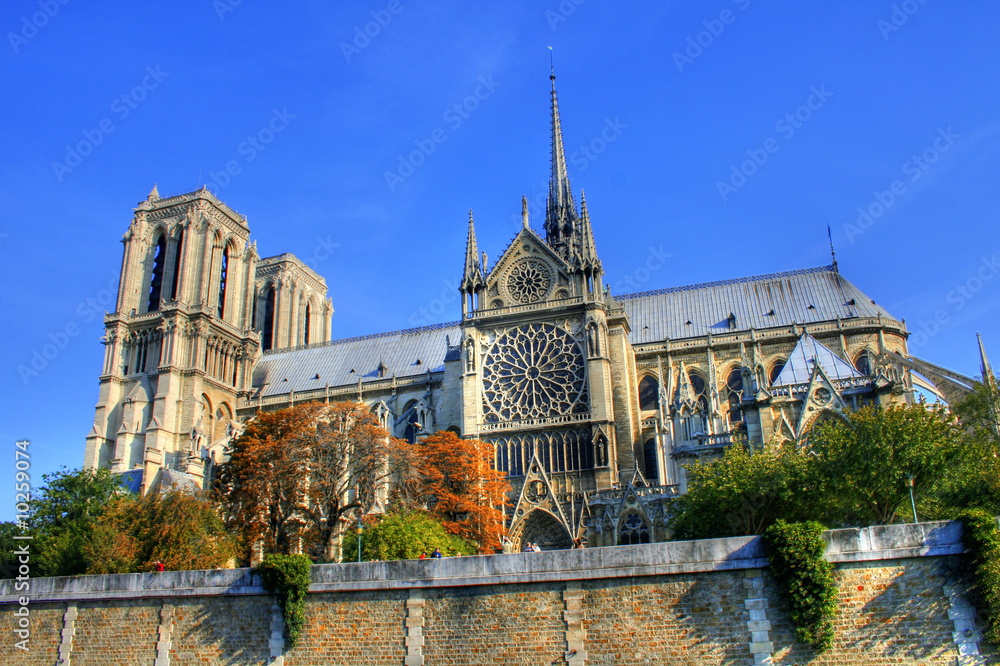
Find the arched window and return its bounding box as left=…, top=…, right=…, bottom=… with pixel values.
left=619, top=512, right=650, bottom=545
left=169, top=229, right=184, bottom=302
left=217, top=245, right=229, bottom=319
left=725, top=367, right=744, bottom=426
left=643, top=439, right=658, bottom=483
left=768, top=360, right=785, bottom=386
left=251, top=291, right=258, bottom=329
left=147, top=235, right=166, bottom=312
left=688, top=371, right=709, bottom=412
left=403, top=400, right=420, bottom=443
left=854, top=351, right=872, bottom=376
left=638, top=376, right=659, bottom=411
left=304, top=304, right=311, bottom=345
left=262, top=287, right=275, bottom=351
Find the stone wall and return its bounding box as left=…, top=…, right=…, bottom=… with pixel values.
left=0, top=521, right=992, bottom=665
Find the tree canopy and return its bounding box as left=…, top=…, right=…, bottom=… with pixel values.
left=217, top=401, right=413, bottom=562
left=412, top=431, right=511, bottom=553
left=669, top=403, right=969, bottom=539
left=29, top=467, right=127, bottom=576
left=669, top=440, right=812, bottom=540
left=85, top=487, right=236, bottom=573
left=341, top=509, right=474, bottom=561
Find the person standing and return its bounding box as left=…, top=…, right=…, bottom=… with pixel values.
left=431, top=548, right=442, bottom=558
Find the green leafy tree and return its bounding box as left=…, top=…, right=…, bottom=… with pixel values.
left=341, top=509, right=475, bottom=562
left=668, top=441, right=813, bottom=540
left=808, top=404, right=963, bottom=526
left=929, top=380, right=1000, bottom=517
left=0, top=522, right=22, bottom=579
left=30, top=467, right=127, bottom=577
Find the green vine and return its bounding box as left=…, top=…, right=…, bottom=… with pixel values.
left=254, top=553, right=312, bottom=647
left=763, top=520, right=838, bottom=650
left=959, top=509, right=1000, bottom=644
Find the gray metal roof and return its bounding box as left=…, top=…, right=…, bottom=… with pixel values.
left=617, top=265, right=897, bottom=344
left=252, top=265, right=898, bottom=396
left=252, top=322, right=460, bottom=396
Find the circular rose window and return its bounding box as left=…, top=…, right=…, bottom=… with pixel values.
left=506, top=259, right=552, bottom=304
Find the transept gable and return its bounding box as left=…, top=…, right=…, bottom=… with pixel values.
left=482, top=227, right=574, bottom=310
left=795, top=361, right=850, bottom=439
left=510, top=450, right=572, bottom=535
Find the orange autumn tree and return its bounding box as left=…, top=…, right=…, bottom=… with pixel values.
left=414, top=431, right=511, bottom=553
left=218, top=401, right=411, bottom=562
left=216, top=402, right=317, bottom=557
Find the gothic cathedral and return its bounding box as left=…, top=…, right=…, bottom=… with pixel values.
left=85, top=72, right=980, bottom=550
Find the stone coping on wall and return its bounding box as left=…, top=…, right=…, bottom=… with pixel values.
left=0, top=520, right=965, bottom=604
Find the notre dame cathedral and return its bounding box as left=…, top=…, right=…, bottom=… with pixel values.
left=84, top=72, right=984, bottom=551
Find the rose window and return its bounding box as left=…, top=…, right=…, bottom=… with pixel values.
left=482, top=323, right=588, bottom=423
left=506, top=259, right=552, bottom=304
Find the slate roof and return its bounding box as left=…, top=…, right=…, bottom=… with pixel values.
left=772, top=333, right=865, bottom=386
left=251, top=265, right=898, bottom=397
left=253, top=322, right=461, bottom=397
left=618, top=265, right=896, bottom=345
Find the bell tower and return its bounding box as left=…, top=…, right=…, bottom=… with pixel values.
left=85, top=186, right=261, bottom=492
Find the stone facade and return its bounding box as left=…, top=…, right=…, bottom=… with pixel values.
left=84, top=74, right=978, bottom=548
left=0, top=521, right=992, bottom=665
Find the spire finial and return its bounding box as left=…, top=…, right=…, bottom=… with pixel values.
left=979, top=332, right=994, bottom=383
left=148, top=183, right=160, bottom=201
left=827, top=224, right=838, bottom=273
left=548, top=45, right=554, bottom=79
left=462, top=211, right=483, bottom=291
left=545, top=54, right=578, bottom=258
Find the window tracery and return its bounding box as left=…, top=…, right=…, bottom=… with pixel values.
left=638, top=375, right=659, bottom=411
left=489, top=428, right=594, bottom=476
left=619, top=512, right=650, bottom=545
left=506, top=258, right=552, bottom=304
left=481, top=323, right=588, bottom=423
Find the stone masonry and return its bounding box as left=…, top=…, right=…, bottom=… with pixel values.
left=0, top=521, right=993, bottom=665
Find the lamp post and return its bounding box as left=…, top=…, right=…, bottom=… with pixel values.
left=357, top=520, right=363, bottom=563
left=906, top=475, right=918, bottom=523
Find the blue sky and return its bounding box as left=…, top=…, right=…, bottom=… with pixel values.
left=1, top=1, right=998, bottom=519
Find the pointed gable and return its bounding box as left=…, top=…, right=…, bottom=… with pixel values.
left=772, top=333, right=863, bottom=387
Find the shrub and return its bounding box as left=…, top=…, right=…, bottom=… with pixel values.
left=959, top=509, right=1000, bottom=644
left=764, top=520, right=838, bottom=650
left=254, top=553, right=312, bottom=647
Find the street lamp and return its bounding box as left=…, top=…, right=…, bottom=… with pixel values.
left=906, top=475, right=917, bottom=523
left=357, top=519, right=363, bottom=563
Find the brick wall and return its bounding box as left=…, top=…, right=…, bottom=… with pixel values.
left=73, top=599, right=159, bottom=665
left=286, top=590, right=406, bottom=665
left=169, top=596, right=271, bottom=665
left=585, top=572, right=752, bottom=664
left=0, top=521, right=994, bottom=665
left=421, top=585, right=565, bottom=665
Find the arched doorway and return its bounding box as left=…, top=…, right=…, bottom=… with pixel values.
left=513, top=509, right=573, bottom=551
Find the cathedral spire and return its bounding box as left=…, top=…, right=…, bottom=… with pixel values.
left=579, top=190, right=599, bottom=269
left=545, top=63, right=579, bottom=259
left=462, top=211, right=484, bottom=292
left=827, top=225, right=838, bottom=273
left=979, top=332, right=995, bottom=385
